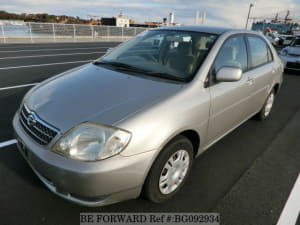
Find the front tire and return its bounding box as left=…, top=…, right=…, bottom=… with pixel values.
left=143, top=135, right=194, bottom=203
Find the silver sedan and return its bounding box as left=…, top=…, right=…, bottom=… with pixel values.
left=13, top=26, right=283, bottom=207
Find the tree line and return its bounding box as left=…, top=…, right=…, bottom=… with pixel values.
left=0, top=10, right=90, bottom=24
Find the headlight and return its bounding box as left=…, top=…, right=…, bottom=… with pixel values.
left=52, top=123, right=131, bottom=161
left=280, top=49, right=289, bottom=56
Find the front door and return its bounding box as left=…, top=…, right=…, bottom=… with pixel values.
left=206, top=35, right=251, bottom=146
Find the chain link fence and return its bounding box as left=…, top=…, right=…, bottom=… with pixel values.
left=0, top=22, right=148, bottom=43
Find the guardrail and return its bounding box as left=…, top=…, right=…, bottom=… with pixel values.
left=0, top=22, right=148, bottom=43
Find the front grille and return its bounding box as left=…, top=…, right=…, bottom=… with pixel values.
left=286, top=62, right=300, bottom=70
left=19, top=105, right=59, bottom=145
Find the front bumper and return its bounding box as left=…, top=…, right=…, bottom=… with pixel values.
left=279, top=55, right=300, bottom=71
left=13, top=113, right=158, bottom=207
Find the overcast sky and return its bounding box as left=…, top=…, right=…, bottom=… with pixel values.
left=1, top=0, right=300, bottom=28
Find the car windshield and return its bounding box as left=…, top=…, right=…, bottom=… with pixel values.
left=290, top=38, right=300, bottom=47
left=96, top=30, right=218, bottom=82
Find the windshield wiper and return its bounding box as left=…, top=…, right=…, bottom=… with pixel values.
left=94, top=61, right=185, bottom=82
left=94, top=61, right=147, bottom=73
left=144, top=71, right=186, bottom=82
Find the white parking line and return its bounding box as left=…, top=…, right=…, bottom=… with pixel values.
left=0, top=83, right=39, bottom=91
left=0, top=47, right=110, bottom=53
left=0, top=51, right=105, bottom=60
left=0, top=60, right=92, bottom=70
left=0, top=139, right=17, bottom=148
left=276, top=174, right=300, bottom=225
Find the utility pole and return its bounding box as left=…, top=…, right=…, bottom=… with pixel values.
left=245, top=3, right=254, bottom=29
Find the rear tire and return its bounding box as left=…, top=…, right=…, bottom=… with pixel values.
left=256, top=90, right=275, bottom=121
left=143, top=135, right=194, bottom=203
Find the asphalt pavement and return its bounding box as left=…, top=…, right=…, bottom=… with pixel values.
left=0, top=42, right=299, bottom=225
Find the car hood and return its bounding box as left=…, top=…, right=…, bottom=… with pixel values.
left=285, top=46, right=300, bottom=55
left=25, top=63, right=182, bottom=132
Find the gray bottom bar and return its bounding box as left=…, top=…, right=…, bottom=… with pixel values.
left=80, top=213, right=220, bottom=225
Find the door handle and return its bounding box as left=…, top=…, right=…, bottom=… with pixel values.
left=247, top=77, right=254, bottom=85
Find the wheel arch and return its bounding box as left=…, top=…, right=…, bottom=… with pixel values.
left=141, top=129, right=201, bottom=199
left=178, top=130, right=201, bottom=157
left=273, top=83, right=280, bottom=95
left=142, top=129, right=201, bottom=187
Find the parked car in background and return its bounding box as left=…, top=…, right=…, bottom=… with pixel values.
left=278, top=34, right=295, bottom=46
left=280, top=36, right=300, bottom=71
left=13, top=26, right=283, bottom=207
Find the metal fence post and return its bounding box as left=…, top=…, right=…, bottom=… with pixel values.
left=73, top=24, right=76, bottom=42
left=121, top=27, right=124, bottom=40
left=52, top=23, right=56, bottom=42
left=28, top=23, right=33, bottom=43
left=1, top=24, right=6, bottom=43
left=91, top=25, right=94, bottom=41
left=107, top=26, right=110, bottom=41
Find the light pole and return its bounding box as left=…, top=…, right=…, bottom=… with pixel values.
left=245, top=3, right=254, bottom=30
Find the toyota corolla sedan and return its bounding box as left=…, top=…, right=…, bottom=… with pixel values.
left=280, top=36, right=300, bottom=71
left=13, top=26, right=283, bottom=207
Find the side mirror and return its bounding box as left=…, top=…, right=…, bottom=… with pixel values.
left=216, top=67, right=242, bottom=82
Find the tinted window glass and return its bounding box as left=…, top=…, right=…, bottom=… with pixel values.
left=214, top=36, right=248, bottom=73
left=248, top=36, right=269, bottom=67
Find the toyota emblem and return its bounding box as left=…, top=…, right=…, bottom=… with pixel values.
left=27, top=113, right=37, bottom=127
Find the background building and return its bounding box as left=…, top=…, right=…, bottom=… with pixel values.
left=101, top=13, right=130, bottom=27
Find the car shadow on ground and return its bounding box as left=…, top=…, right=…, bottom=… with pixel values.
left=0, top=146, right=45, bottom=189
left=284, top=69, right=300, bottom=75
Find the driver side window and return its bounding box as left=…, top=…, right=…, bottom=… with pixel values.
left=213, top=35, right=248, bottom=75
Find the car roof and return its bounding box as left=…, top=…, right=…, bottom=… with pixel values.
left=154, top=25, right=254, bottom=35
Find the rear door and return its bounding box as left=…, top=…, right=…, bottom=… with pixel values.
left=245, top=35, right=275, bottom=115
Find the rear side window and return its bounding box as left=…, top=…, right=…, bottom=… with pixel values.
left=213, top=35, right=248, bottom=73
left=247, top=36, right=269, bottom=68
